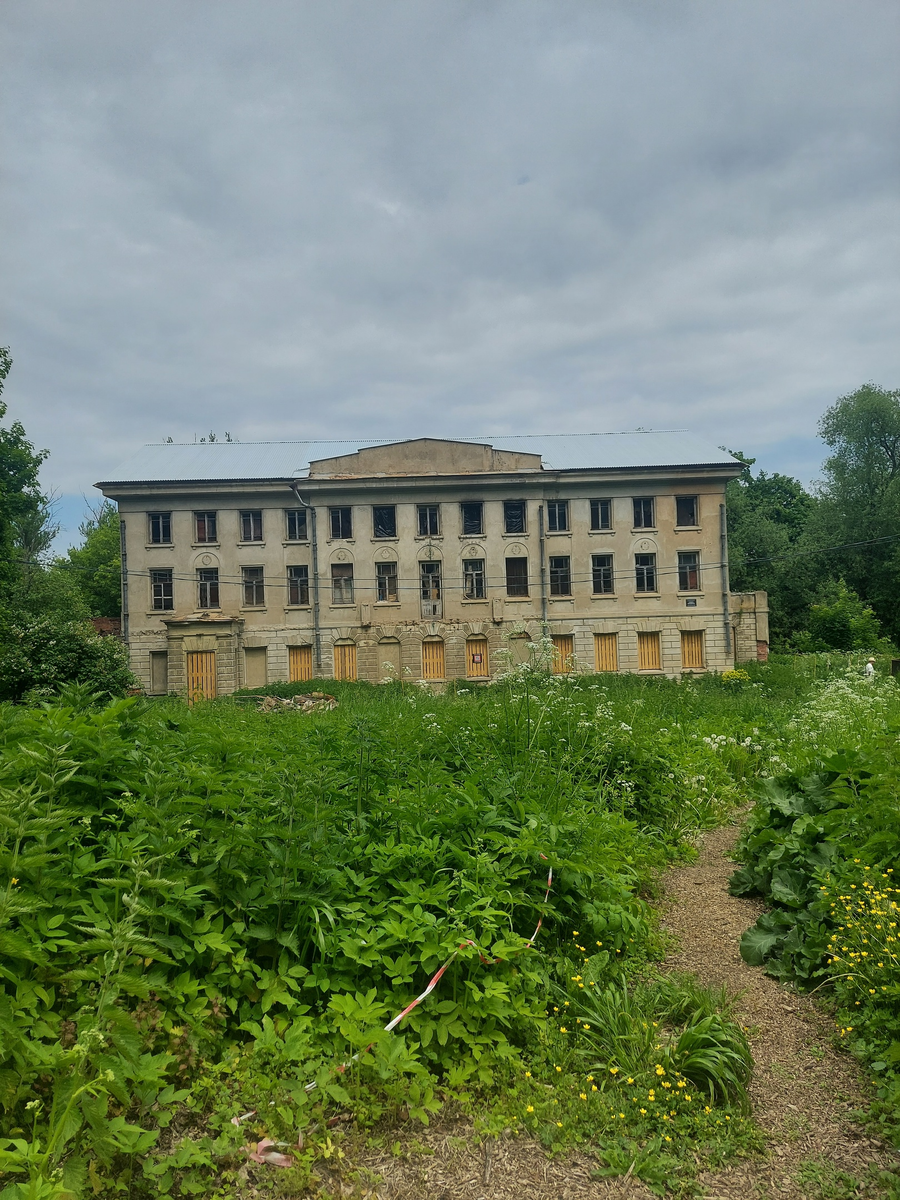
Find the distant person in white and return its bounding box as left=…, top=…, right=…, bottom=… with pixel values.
left=864, top=657, right=876, bottom=679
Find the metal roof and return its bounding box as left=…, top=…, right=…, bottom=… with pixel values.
left=97, top=432, right=741, bottom=486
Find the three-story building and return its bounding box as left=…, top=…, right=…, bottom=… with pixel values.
left=97, top=434, right=768, bottom=697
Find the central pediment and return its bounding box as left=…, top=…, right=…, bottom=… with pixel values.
left=307, top=438, right=543, bottom=478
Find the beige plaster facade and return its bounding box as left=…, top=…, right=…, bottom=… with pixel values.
left=98, top=437, right=767, bottom=696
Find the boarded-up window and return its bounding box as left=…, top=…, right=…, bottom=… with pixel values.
left=186, top=650, right=216, bottom=704
left=594, top=633, right=618, bottom=673
left=508, top=633, right=532, bottom=666
left=467, top=637, right=489, bottom=677
left=378, top=638, right=402, bottom=680
left=149, top=650, right=169, bottom=694
left=681, top=630, right=704, bottom=669
left=334, top=643, right=357, bottom=680
left=637, top=632, right=661, bottom=671
left=422, top=639, right=445, bottom=679
left=551, top=634, right=574, bottom=674
left=289, top=645, right=312, bottom=682
left=244, top=647, right=267, bottom=688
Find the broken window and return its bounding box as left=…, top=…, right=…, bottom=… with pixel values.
left=376, top=562, right=398, bottom=602
left=591, top=554, right=614, bottom=594
left=417, top=505, right=440, bottom=536
left=373, top=505, right=397, bottom=539
left=546, top=500, right=568, bottom=532
left=676, top=496, right=699, bottom=527
left=420, top=561, right=441, bottom=600
left=242, top=566, right=265, bottom=606
left=331, top=563, right=354, bottom=604
left=678, top=551, right=700, bottom=591
left=463, top=559, right=486, bottom=599
left=330, top=507, right=352, bottom=539
left=285, top=509, right=308, bottom=541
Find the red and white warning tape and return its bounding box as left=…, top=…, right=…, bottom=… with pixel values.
left=234, top=855, right=554, bottom=1152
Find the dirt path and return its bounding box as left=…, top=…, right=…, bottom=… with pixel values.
left=660, top=814, right=896, bottom=1198
left=299, top=816, right=898, bottom=1199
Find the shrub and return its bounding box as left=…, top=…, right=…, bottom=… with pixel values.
left=0, top=613, right=135, bottom=702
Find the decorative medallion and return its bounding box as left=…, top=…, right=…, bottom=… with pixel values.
left=380, top=548, right=394, bottom=560
left=639, top=539, right=654, bottom=552
left=201, top=554, right=212, bottom=566
left=464, top=545, right=481, bottom=558
left=507, top=543, right=524, bottom=556
left=335, top=549, right=349, bottom=562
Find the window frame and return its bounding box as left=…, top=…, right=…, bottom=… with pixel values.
left=241, top=565, right=265, bottom=607
left=329, top=507, right=353, bottom=540
left=460, top=501, right=484, bottom=536
left=197, top=567, right=220, bottom=609
left=420, top=560, right=441, bottom=600
left=330, top=563, right=354, bottom=605
left=591, top=553, right=615, bottom=595
left=285, top=509, right=308, bottom=541
left=287, top=565, right=310, bottom=606
left=372, top=505, right=397, bottom=539
left=549, top=554, right=572, bottom=596
left=148, top=512, right=172, bottom=544
left=150, top=568, right=173, bottom=610
left=376, top=561, right=399, bottom=602
left=590, top=498, right=612, bottom=531
left=634, top=553, right=657, bottom=593
left=546, top=500, right=569, bottom=532
left=194, top=511, right=217, bottom=544
left=505, top=556, right=529, bottom=597
left=417, top=504, right=440, bottom=537
left=463, top=558, right=486, bottom=600
left=677, top=551, right=701, bottom=592
left=632, top=498, right=655, bottom=529
left=675, top=495, right=699, bottom=528
left=240, top=510, right=263, bottom=542
left=503, top=500, right=527, bottom=534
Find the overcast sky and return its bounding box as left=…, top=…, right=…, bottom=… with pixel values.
left=3, top=0, right=898, bottom=543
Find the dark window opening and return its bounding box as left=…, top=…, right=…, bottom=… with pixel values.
left=373, top=505, right=397, bottom=539
left=330, top=507, right=352, bottom=539
left=503, top=500, right=526, bottom=534
left=505, top=557, right=528, bottom=597
left=676, top=496, right=699, bottom=527
left=420, top=561, right=441, bottom=600
left=635, top=553, right=657, bottom=592
left=197, top=568, right=219, bottom=608
left=194, top=512, right=217, bottom=543
left=242, top=566, right=265, bottom=606
left=633, top=498, right=654, bottom=529
left=591, top=554, right=614, bottom=594
left=148, top=512, right=172, bottom=544
left=678, top=551, right=700, bottom=591
left=240, top=510, right=263, bottom=542
left=549, top=555, right=572, bottom=596
left=288, top=565, right=309, bottom=606
left=590, top=499, right=611, bottom=530
left=547, top=500, right=568, bottom=532
left=460, top=502, right=484, bottom=536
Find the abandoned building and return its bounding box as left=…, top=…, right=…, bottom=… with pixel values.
left=96, top=434, right=768, bottom=698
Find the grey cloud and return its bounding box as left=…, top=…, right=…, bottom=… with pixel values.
left=2, top=0, right=898, bottom=500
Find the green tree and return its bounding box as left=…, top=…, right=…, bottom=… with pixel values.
left=725, top=454, right=829, bottom=647
left=793, top=579, right=893, bottom=652
left=816, top=383, right=900, bottom=641
left=0, top=348, right=48, bottom=603
left=59, top=501, right=122, bottom=618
